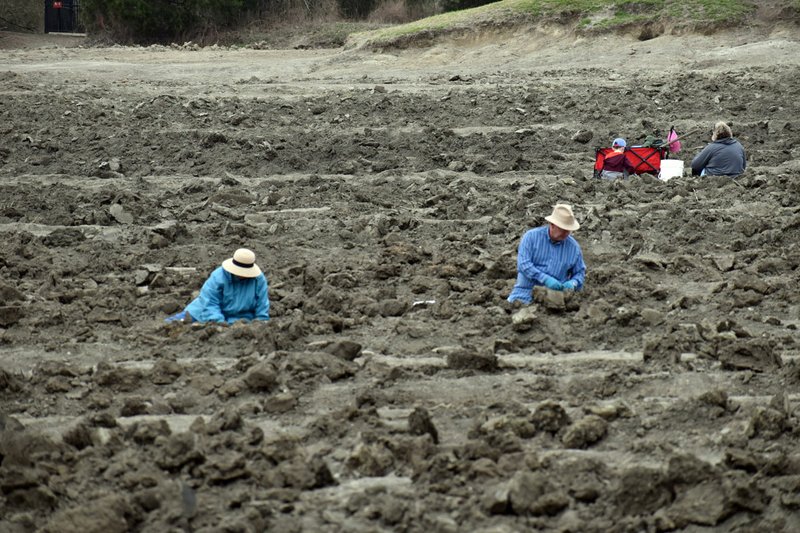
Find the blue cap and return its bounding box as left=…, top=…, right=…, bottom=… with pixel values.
left=612, top=138, right=626, bottom=147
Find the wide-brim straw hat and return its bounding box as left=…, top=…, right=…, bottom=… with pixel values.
left=222, top=248, right=262, bottom=278
left=545, top=204, right=580, bottom=231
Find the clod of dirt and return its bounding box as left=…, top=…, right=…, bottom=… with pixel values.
left=717, top=338, right=782, bottom=372
left=0, top=420, right=60, bottom=467
left=150, top=359, right=183, bottom=385
left=319, top=339, right=363, bottom=361
left=263, top=391, right=297, bottom=413
left=665, top=472, right=768, bottom=528
left=93, top=363, right=145, bottom=393
left=126, top=419, right=171, bottom=444
left=531, top=401, right=571, bottom=434
left=561, top=415, right=608, bottom=449
left=379, top=299, right=408, bottom=317
left=508, top=471, right=570, bottom=516
left=572, top=129, right=593, bottom=143
left=243, top=362, right=279, bottom=392
left=408, top=407, right=439, bottom=444
left=748, top=393, right=791, bottom=439
left=444, top=347, right=499, bottom=372
left=40, top=494, right=133, bottom=533
left=62, top=421, right=95, bottom=450
left=279, top=351, right=356, bottom=382
left=666, top=453, right=718, bottom=485
left=613, top=466, right=673, bottom=516
left=41, top=227, right=85, bottom=247
left=0, top=306, right=23, bottom=327
left=0, top=283, right=24, bottom=302
left=347, top=441, right=395, bottom=477
left=697, top=389, right=730, bottom=410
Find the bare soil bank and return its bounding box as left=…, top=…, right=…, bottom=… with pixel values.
left=1, top=28, right=800, bottom=532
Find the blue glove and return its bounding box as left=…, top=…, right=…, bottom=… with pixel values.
left=562, top=280, right=578, bottom=291
left=543, top=277, right=563, bottom=291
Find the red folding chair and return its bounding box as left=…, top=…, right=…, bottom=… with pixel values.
left=594, top=146, right=667, bottom=178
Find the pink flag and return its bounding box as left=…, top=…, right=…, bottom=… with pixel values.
left=667, top=126, right=681, bottom=153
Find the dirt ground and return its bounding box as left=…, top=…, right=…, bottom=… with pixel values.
left=1, top=25, right=800, bottom=532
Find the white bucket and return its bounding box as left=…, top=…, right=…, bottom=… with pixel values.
left=659, top=159, right=683, bottom=181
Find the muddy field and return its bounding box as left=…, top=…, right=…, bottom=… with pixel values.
left=1, top=27, right=800, bottom=532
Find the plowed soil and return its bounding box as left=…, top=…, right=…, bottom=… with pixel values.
left=1, top=27, right=800, bottom=532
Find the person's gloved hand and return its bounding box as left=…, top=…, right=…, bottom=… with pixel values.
left=543, top=277, right=563, bottom=291
left=562, top=280, right=578, bottom=291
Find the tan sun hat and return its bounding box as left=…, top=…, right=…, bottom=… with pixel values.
left=545, top=204, right=580, bottom=231
left=222, top=248, right=262, bottom=278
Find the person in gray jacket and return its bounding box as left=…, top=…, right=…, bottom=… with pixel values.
left=691, top=121, right=746, bottom=176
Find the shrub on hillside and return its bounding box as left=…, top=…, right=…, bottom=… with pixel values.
left=337, top=0, right=377, bottom=18
left=367, top=0, right=439, bottom=23
left=440, top=0, right=493, bottom=13
left=82, top=0, right=259, bottom=42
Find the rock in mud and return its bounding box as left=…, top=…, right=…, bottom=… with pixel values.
left=562, top=415, right=608, bottom=449
left=511, top=307, right=537, bottom=331
left=109, top=203, right=133, bottom=224
left=533, top=286, right=567, bottom=311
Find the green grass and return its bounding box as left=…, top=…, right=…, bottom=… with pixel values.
left=350, top=0, right=758, bottom=46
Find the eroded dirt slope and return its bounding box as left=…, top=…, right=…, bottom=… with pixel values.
left=1, top=28, right=800, bottom=532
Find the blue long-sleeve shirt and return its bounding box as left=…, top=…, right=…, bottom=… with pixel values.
left=185, top=267, right=270, bottom=324
left=507, top=226, right=586, bottom=304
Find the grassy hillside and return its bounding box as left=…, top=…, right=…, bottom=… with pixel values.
left=347, top=0, right=800, bottom=49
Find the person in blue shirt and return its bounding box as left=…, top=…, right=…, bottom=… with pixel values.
left=507, top=204, right=586, bottom=305
left=166, top=248, right=270, bottom=324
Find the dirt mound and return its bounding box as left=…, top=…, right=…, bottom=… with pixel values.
left=0, top=30, right=85, bottom=50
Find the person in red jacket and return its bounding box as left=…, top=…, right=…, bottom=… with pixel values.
left=600, top=137, right=636, bottom=180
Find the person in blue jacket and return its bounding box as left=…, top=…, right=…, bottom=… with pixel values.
left=507, top=204, right=586, bottom=305
left=166, top=248, right=269, bottom=324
